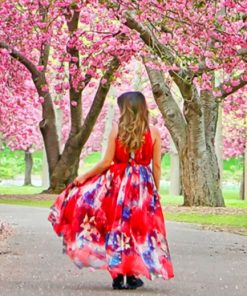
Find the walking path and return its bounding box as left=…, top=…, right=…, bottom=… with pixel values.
left=0, top=204, right=246, bottom=296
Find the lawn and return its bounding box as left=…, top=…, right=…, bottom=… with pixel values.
left=0, top=148, right=42, bottom=179
left=165, top=213, right=247, bottom=233
left=0, top=199, right=52, bottom=208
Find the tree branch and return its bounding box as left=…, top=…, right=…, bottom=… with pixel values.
left=66, top=9, right=83, bottom=135
left=143, top=57, right=187, bottom=150
left=0, top=41, right=39, bottom=77
left=125, top=12, right=176, bottom=65
left=38, top=2, right=50, bottom=71
left=75, top=57, right=120, bottom=147
left=218, top=72, right=247, bottom=98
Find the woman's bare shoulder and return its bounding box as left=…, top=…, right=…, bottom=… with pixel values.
left=149, top=125, right=160, bottom=138
left=110, top=122, right=118, bottom=138
left=149, top=125, right=160, bottom=145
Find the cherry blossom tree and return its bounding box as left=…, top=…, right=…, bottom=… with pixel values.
left=223, top=90, right=246, bottom=159
left=223, top=89, right=246, bottom=200
left=0, top=1, right=137, bottom=192
left=97, top=0, right=247, bottom=206
left=0, top=76, right=43, bottom=185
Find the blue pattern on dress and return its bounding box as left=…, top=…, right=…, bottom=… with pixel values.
left=122, top=207, right=131, bottom=220
left=83, top=191, right=95, bottom=206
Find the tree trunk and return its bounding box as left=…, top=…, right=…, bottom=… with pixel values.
left=200, top=91, right=224, bottom=206
left=24, top=148, right=33, bottom=186
left=145, top=64, right=225, bottom=206
left=175, top=87, right=224, bottom=206
left=35, top=74, right=60, bottom=179
left=49, top=136, right=81, bottom=193
left=215, top=102, right=223, bottom=187
left=180, top=146, right=224, bottom=206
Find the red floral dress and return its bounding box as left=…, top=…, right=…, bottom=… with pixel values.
left=48, top=129, right=174, bottom=280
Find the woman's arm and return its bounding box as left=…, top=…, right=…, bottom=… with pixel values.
left=151, top=126, right=161, bottom=191
left=74, top=124, right=118, bottom=185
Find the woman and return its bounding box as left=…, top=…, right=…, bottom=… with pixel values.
left=48, top=91, right=174, bottom=290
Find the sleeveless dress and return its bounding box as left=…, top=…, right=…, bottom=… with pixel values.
left=48, top=129, right=174, bottom=280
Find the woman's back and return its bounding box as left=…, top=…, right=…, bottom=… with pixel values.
left=114, top=128, right=153, bottom=166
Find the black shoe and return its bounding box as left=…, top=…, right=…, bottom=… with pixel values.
left=112, top=274, right=125, bottom=290
left=126, top=275, right=144, bottom=289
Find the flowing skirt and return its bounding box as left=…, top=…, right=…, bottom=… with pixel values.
left=48, top=162, right=174, bottom=280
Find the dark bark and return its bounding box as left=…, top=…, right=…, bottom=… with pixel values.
left=24, top=148, right=33, bottom=186
left=67, top=10, right=83, bottom=136
left=34, top=73, right=60, bottom=178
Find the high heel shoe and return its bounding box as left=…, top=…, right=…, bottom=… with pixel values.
left=112, top=274, right=125, bottom=290
left=126, top=275, right=144, bottom=289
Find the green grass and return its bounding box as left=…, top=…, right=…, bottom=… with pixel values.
left=159, top=187, right=247, bottom=208
left=223, top=157, right=243, bottom=171
left=0, top=199, right=53, bottom=208
left=223, top=157, right=243, bottom=182
left=224, top=199, right=247, bottom=208
left=84, top=152, right=102, bottom=164
left=79, top=152, right=102, bottom=173
left=0, top=147, right=42, bottom=179
left=0, top=186, right=44, bottom=195
left=165, top=212, right=247, bottom=229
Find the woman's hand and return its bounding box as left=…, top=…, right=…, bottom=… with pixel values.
left=73, top=174, right=88, bottom=186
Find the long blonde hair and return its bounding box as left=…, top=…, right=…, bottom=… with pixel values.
left=117, top=91, right=149, bottom=152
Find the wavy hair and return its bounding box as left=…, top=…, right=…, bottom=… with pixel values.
left=117, top=91, right=149, bottom=152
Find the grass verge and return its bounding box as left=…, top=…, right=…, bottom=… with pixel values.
left=0, top=186, right=44, bottom=195
left=165, top=212, right=247, bottom=228
left=0, top=199, right=53, bottom=208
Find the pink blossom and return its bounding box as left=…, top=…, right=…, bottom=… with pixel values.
left=38, top=96, right=44, bottom=104
left=101, top=78, right=107, bottom=85
left=71, top=101, right=78, bottom=107
left=37, top=65, right=44, bottom=71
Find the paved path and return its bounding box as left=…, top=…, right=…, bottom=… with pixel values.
left=0, top=205, right=246, bottom=296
